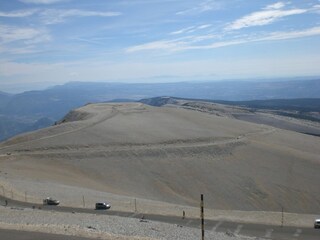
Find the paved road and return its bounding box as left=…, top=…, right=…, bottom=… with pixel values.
left=1, top=196, right=319, bottom=240
left=0, top=229, right=94, bottom=240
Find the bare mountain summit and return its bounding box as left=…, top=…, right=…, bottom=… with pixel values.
left=0, top=102, right=319, bottom=213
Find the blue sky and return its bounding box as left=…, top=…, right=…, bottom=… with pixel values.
left=0, top=0, right=320, bottom=92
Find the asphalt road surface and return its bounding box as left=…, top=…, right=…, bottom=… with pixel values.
left=1, top=196, right=319, bottom=240
left=0, top=229, right=95, bottom=240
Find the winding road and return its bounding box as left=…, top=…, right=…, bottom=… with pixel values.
left=0, top=196, right=319, bottom=240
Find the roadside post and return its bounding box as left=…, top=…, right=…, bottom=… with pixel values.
left=201, top=194, right=204, bottom=240
left=134, top=198, right=137, bottom=213
left=281, top=206, right=284, bottom=227
left=0, top=185, right=4, bottom=196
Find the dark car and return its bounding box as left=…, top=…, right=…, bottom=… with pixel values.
left=43, top=197, right=60, bottom=205
left=95, top=202, right=111, bottom=210
left=315, top=219, right=320, bottom=229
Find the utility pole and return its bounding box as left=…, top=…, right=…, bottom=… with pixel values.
left=201, top=194, right=204, bottom=240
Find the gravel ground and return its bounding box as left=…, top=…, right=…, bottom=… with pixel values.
left=0, top=206, right=261, bottom=240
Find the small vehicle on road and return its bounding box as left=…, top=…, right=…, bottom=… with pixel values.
left=43, top=197, right=60, bottom=205
left=314, top=219, right=320, bottom=229
left=95, top=202, right=111, bottom=210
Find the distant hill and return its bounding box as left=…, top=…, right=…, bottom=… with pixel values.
left=0, top=91, right=11, bottom=110
left=0, top=91, right=11, bottom=97
left=141, top=96, right=320, bottom=113
left=0, top=78, right=320, bottom=141
left=207, top=98, right=320, bottom=123
left=1, top=102, right=320, bottom=213
left=140, top=96, right=320, bottom=136
left=212, top=98, right=320, bottom=112
left=0, top=115, right=54, bottom=141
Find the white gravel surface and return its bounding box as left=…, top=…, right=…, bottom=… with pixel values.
left=0, top=206, right=261, bottom=240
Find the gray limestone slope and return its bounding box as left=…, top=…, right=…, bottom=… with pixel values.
left=0, top=102, right=319, bottom=214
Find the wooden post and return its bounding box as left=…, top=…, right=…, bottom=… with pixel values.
left=82, top=196, right=85, bottom=208
left=201, top=194, right=204, bottom=240
left=134, top=198, right=137, bottom=213
left=0, top=185, right=4, bottom=196
left=281, top=206, right=284, bottom=227
left=11, top=190, right=13, bottom=199
left=25, top=191, right=27, bottom=202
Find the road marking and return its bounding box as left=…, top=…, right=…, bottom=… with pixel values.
left=264, top=229, right=274, bottom=238
left=212, top=221, right=223, bottom=232
left=293, top=229, right=302, bottom=237
left=234, top=224, right=243, bottom=235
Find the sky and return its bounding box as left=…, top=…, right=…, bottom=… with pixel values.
left=0, top=0, right=320, bottom=92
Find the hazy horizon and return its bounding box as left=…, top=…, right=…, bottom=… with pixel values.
left=1, top=75, right=320, bottom=94
left=1, top=0, right=320, bottom=93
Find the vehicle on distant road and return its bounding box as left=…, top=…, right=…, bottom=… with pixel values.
left=43, top=197, right=60, bottom=205
left=314, top=219, right=320, bottom=229
left=95, top=202, right=111, bottom=210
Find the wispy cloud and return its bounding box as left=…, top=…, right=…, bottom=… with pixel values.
left=126, top=33, right=222, bottom=53
left=176, top=0, right=221, bottom=15
left=0, top=46, right=41, bottom=55
left=183, top=27, right=320, bottom=50
left=71, top=37, right=104, bottom=45
left=0, top=24, right=50, bottom=44
left=226, top=2, right=307, bottom=30
left=20, top=0, right=68, bottom=4
left=126, top=26, right=320, bottom=53
left=170, top=24, right=212, bottom=35
left=0, top=8, right=121, bottom=24
left=0, top=9, right=38, bottom=17
left=264, top=2, right=286, bottom=10
left=312, top=4, right=320, bottom=13
left=126, top=39, right=185, bottom=53
left=40, top=9, right=122, bottom=24
left=170, top=26, right=196, bottom=35
left=261, top=26, right=320, bottom=41
left=198, top=24, right=212, bottom=29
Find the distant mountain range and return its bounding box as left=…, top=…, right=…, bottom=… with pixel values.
left=0, top=79, right=320, bottom=141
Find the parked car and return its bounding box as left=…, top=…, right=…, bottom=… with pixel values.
left=43, top=197, right=60, bottom=205
left=95, top=202, right=111, bottom=210
left=314, top=219, right=320, bottom=229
